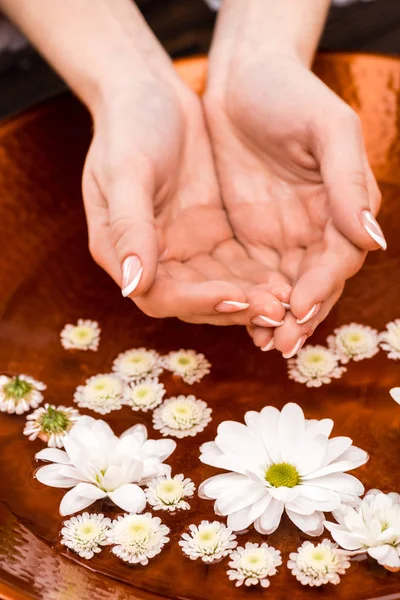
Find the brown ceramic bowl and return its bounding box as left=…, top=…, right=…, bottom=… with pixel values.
left=0, top=54, right=400, bottom=600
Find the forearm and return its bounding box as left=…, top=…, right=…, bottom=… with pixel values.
left=0, top=0, right=178, bottom=115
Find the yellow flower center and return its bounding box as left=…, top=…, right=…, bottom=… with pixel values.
left=265, top=463, right=300, bottom=488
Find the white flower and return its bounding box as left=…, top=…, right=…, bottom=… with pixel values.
left=227, top=542, right=282, bottom=588
left=287, top=539, right=351, bottom=586
left=390, top=388, right=400, bottom=405
left=60, top=512, right=111, bottom=559
left=327, top=323, right=379, bottom=364
left=112, top=348, right=162, bottom=382
left=199, top=403, right=368, bottom=536
left=288, top=345, right=347, bottom=387
left=35, top=416, right=176, bottom=516
left=325, top=489, right=400, bottom=570
left=24, top=404, right=81, bottom=448
left=161, top=349, right=210, bottom=384
left=107, top=513, right=170, bottom=565
left=60, top=319, right=100, bottom=351
left=179, top=521, right=237, bottom=563
left=124, top=378, right=165, bottom=412
left=0, top=374, right=46, bottom=414
left=145, top=474, right=195, bottom=511
left=73, top=374, right=124, bottom=414
left=153, top=395, right=212, bottom=438
left=380, top=320, right=400, bottom=360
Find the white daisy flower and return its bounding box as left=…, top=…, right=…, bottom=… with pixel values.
left=145, top=474, right=195, bottom=511
left=325, top=489, right=400, bottom=571
left=179, top=520, right=237, bottom=563
left=161, top=349, right=210, bottom=384
left=124, top=378, right=165, bottom=412
left=73, top=374, right=124, bottom=414
left=60, top=319, right=100, bottom=351
left=153, top=395, right=212, bottom=438
left=227, top=542, right=282, bottom=588
left=288, top=345, right=347, bottom=387
left=380, top=319, right=400, bottom=360
left=327, top=323, right=380, bottom=364
left=287, top=539, right=351, bottom=586
left=0, top=374, right=46, bottom=415
left=112, top=348, right=162, bottom=382
left=107, top=513, right=170, bottom=565
left=24, top=404, right=81, bottom=448
left=60, top=512, right=111, bottom=559
left=199, top=403, right=368, bottom=537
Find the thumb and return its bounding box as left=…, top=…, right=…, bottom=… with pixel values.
left=318, top=108, right=386, bottom=251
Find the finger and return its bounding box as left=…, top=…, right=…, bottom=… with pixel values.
left=318, top=107, right=386, bottom=251
left=247, top=326, right=275, bottom=352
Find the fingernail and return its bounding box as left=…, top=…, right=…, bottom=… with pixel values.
left=261, top=339, right=275, bottom=352
left=121, top=256, right=143, bottom=297
left=296, top=303, right=321, bottom=325
left=283, top=335, right=307, bottom=359
left=251, top=315, right=284, bottom=327
left=361, top=210, right=387, bottom=250
left=281, top=302, right=290, bottom=310
left=215, top=300, right=250, bottom=313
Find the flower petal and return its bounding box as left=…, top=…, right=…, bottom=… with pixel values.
left=35, top=448, right=70, bottom=464
left=35, top=464, right=78, bottom=488
left=390, top=388, right=400, bottom=405
left=227, top=495, right=271, bottom=531
left=305, top=473, right=364, bottom=497
left=306, top=418, right=334, bottom=437
left=324, top=521, right=363, bottom=550
left=368, top=545, right=400, bottom=568
left=120, top=423, right=147, bottom=443
left=141, top=438, right=176, bottom=461
left=59, top=483, right=106, bottom=516
left=108, top=483, right=146, bottom=513
left=286, top=509, right=324, bottom=536
left=259, top=406, right=281, bottom=464
left=215, top=421, right=267, bottom=464
left=278, top=403, right=305, bottom=463
left=198, top=473, right=246, bottom=499
left=215, top=481, right=267, bottom=516
left=254, top=498, right=284, bottom=535
left=295, top=434, right=328, bottom=476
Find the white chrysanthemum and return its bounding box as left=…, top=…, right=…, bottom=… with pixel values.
left=325, top=489, right=400, bottom=570
left=287, top=539, right=351, bottom=586
left=380, top=320, right=400, bottom=360
left=327, top=323, right=379, bottom=364
left=124, top=378, right=165, bottom=412
left=60, top=319, right=100, bottom=351
left=145, top=474, right=195, bottom=511
left=107, top=513, right=170, bottom=565
left=179, top=521, right=237, bottom=563
left=153, top=395, right=212, bottom=438
left=0, top=374, right=46, bottom=415
left=24, top=404, right=81, bottom=448
left=199, top=403, right=368, bottom=536
left=73, top=374, right=124, bottom=414
left=112, top=348, right=162, bottom=382
left=288, top=345, right=347, bottom=387
left=60, top=512, right=111, bottom=559
left=161, top=349, right=211, bottom=384
left=227, top=542, right=282, bottom=588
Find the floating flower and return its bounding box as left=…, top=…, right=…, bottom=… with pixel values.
left=35, top=416, right=176, bottom=516
left=0, top=374, right=46, bottom=415
left=199, top=403, right=368, bottom=536
left=112, top=348, right=162, bottom=382
left=287, top=539, right=351, bottom=586
left=390, top=388, right=400, bottom=405
left=288, top=345, right=346, bottom=387
left=179, top=521, right=237, bottom=563
left=73, top=374, right=124, bottom=414
left=60, top=319, right=100, bottom=351
left=124, top=378, right=165, bottom=412
left=161, top=349, right=210, bottom=384
left=380, top=320, right=400, bottom=360
left=325, top=489, right=400, bottom=571
left=153, top=395, right=212, bottom=438
left=227, top=542, right=282, bottom=588
left=107, top=513, right=170, bottom=565
left=60, top=512, right=111, bottom=559
left=24, top=404, right=81, bottom=448
left=327, top=323, right=379, bottom=364
left=145, top=474, right=195, bottom=511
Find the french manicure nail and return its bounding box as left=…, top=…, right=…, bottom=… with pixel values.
left=251, top=315, right=285, bottom=327
left=215, top=300, right=250, bottom=313
left=361, top=210, right=387, bottom=250
left=121, top=255, right=143, bottom=297
left=261, top=339, right=275, bottom=352
left=281, top=302, right=291, bottom=310
left=283, top=335, right=307, bottom=359
left=296, top=303, right=321, bottom=325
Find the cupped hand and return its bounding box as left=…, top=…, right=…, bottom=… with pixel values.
left=204, top=55, right=385, bottom=355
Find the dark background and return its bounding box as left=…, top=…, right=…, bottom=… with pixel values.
left=0, top=0, right=399, bottom=120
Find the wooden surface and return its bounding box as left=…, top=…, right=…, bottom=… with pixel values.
left=0, top=53, right=400, bottom=600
